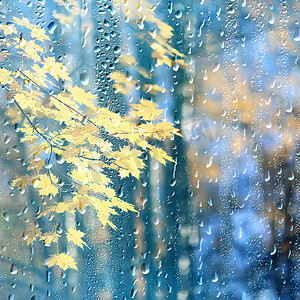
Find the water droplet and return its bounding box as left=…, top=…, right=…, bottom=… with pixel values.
left=141, top=262, right=150, bottom=274
left=80, top=72, right=89, bottom=86
left=270, top=244, right=277, bottom=255
left=113, top=46, right=121, bottom=54
left=198, top=277, right=203, bottom=285
left=208, top=198, right=213, bottom=206
left=211, top=272, right=218, bottom=282
left=117, top=186, right=124, bottom=197
left=47, top=21, right=57, bottom=34
left=10, top=263, right=17, bottom=275
left=268, top=13, right=274, bottom=24
left=238, top=226, right=242, bottom=239
left=130, top=265, right=136, bottom=276
left=266, top=120, right=272, bottom=128
left=167, top=1, right=173, bottom=14
left=227, top=7, right=235, bottom=14
left=2, top=210, right=9, bottom=221
left=55, top=153, right=65, bottom=165
left=206, top=157, right=213, bottom=168
left=293, top=26, right=300, bottom=42
left=4, top=136, right=10, bottom=144
left=205, top=225, right=211, bottom=235
left=212, top=63, right=220, bottom=72
left=166, top=284, right=172, bottom=293
left=94, top=45, right=101, bottom=53
left=288, top=171, right=294, bottom=181
left=45, top=158, right=52, bottom=169
left=130, top=288, right=137, bottom=298
left=175, top=10, right=182, bottom=19
left=172, top=59, right=179, bottom=71
left=264, top=170, right=270, bottom=182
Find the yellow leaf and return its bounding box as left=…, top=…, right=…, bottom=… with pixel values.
left=0, top=23, right=17, bottom=35
left=13, top=17, right=32, bottom=29
left=66, top=227, right=88, bottom=249
left=56, top=201, right=73, bottom=214
left=40, top=232, right=59, bottom=246
left=45, top=253, right=77, bottom=270
left=89, top=197, right=117, bottom=228
left=43, top=57, right=70, bottom=81
left=149, top=145, right=174, bottom=165
left=119, top=168, right=131, bottom=179
left=53, top=12, right=75, bottom=26
left=34, top=174, right=59, bottom=196
left=24, top=228, right=42, bottom=244
left=0, top=68, right=12, bottom=85
left=130, top=99, right=163, bottom=121
left=5, top=106, right=22, bottom=124
left=67, top=85, right=96, bottom=107
left=31, top=26, right=50, bottom=42
left=37, top=205, right=55, bottom=218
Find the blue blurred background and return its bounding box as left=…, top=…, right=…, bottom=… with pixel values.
left=0, top=0, right=299, bottom=299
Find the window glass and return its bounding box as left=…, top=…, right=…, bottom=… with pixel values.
left=0, top=0, right=299, bottom=299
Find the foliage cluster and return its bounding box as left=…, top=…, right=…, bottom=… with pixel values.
left=0, top=17, right=180, bottom=270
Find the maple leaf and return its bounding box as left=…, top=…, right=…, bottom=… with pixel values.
left=45, top=253, right=77, bottom=270
left=37, top=205, right=56, bottom=218
left=89, top=197, right=117, bottom=229
left=67, top=85, right=96, bottom=107
left=18, top=39, right=44, bottom=61
left=43, top=57, right=70, bottom=81
left=131, top=99, right=163, bottom=121
left=149, top=146, right=174, bottom=165
left=0, top=69, right=12, bottom=85
left=119, top=168, right=131, bottom=179
left=55, top=201, right=73, bottom=214
left=0, top=23, right=17, bottom=35
left=40, top=232, right=59, bottom=246
left=53, top=12, right=75, bottom=26
left=143, top=83, right=166, bottom=95
left=31, top=26, right=50, bottom=42
left=5, top=106, right=22, bottom=124
left=23, top=228, right=42, bottom=244
left=13, top=17, right=32, bottom=29
left=34, top=173, right=59, bottom=196
left=66, top=227, right=88, bottom=249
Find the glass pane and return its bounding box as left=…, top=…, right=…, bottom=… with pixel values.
left=0, top=0, right=299, bottom=299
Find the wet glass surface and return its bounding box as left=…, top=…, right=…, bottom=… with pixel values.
left=0, top=0, right=299, bottom=299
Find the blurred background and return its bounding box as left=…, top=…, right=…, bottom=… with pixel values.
left=0, top=0, right=299, bottom=299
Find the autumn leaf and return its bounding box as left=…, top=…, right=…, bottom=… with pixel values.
left=42, top=57, right=70, bottom=81
left=0, top=23, right=17, bottom=35
left=5, top=106, right=22, bottom=124
left=40, top=232, right=59, bottom=246
left=149, top=145, right=174, bottom=165
left=34, top=173, right=59, bottom=196
left=31, top=26, right=50, bottom=42
left=66, top=227, right=88, bottom=249
left=131, top=99, right=163, bottom=121
left=23, top=228, right=42, bottom=244
left=0, top=69, right=12, bottom=85
left=45, top=253, right=77, bottom=270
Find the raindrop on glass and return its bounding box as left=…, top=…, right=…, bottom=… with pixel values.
left=80, top=72, right=89, bottom=86
left=47, top=21, right=57, bottom=34
left=292, top=26, right=300, bottom=42
left=211, top=272, right=218, bottom=282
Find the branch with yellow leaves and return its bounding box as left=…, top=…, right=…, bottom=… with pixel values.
left=0, top=17, right=181, bottom=271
